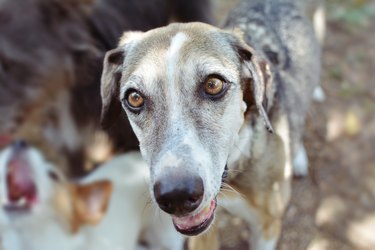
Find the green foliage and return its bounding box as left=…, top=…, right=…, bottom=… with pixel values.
left=327, top=0, right=375, bottom=26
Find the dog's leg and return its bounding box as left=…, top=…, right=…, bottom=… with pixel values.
left=292, top=143, right=309, bottom=177
left=220, top=180, right=288, bottom=250
left=221, top=131, right=290, bottom=250
left=311, top=0, right=326, bottom=103
left=313, top=86, right=325, bottom=102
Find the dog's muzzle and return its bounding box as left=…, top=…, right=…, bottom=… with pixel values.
left=153, top=167, right=219, bottom=236
left=154, top=172, right=204, bottom=216
left=153, top=165, right=230, bottom=236
left=3, top=140, right=38, bottom=212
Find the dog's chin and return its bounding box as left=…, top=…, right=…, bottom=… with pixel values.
left=172, top=199, right=216, bottom=236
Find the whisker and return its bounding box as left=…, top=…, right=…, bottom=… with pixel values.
left=218, top=189, right=230, bottom=201
left=221, top=183, right=243, bottom=198
left=227, top=168, right=244, bottom=174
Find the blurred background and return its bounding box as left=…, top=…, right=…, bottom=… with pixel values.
left=0, top=0, right=374, bottom=249
left=283, top=0, right=375, bottom=249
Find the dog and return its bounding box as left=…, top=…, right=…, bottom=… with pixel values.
left=0, top=141, right=184, bottom=250
left=99, top=0, right=321, bottom=248
left=0, top=0, right=213, bottom=177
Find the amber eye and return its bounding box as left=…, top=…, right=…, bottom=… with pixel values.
left=204, top=77, right=224, bottom=96
left=126, top=90, right=144, bottom=109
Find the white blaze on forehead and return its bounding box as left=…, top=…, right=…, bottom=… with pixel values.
left=167, top=32, right=188, bottom=78
left=166, top=32, right=188, bottom=114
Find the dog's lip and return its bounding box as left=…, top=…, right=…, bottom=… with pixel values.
left=4, top=153, right=38, bottom=210
left=172, top=199, right=216, bottom=236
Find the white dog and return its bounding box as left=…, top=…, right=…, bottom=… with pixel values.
left=0, top=141, right=184, bottom=250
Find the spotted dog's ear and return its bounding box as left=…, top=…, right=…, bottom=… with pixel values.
left=100, top=32, right=144, bottom=129
left=231, top=30, right=274, bottom=133
left=72, top=180, right=113, bottom=229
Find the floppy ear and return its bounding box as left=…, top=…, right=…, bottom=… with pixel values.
left=100, top=47, right=125, bottom=129
left=231, top=31, right=274, bottom=133
left=72, top=180, right=113, bottom=229
left=100, top=31, right=144, bottom=129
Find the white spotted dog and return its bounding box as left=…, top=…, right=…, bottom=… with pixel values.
left=100, top=1, right=320, bottom=248
left=0, top=141, right=184, bottom=250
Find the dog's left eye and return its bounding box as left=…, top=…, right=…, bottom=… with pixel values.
left=124, top=89, right=145, bottom=112
left=203, top=76, right=227, bottom=98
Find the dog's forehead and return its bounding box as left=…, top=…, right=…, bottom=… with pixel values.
left=120, top=23, right=241, bottom=93
left=125, top=23, right=238, bottom=67
left=145, top=23, right=230, bottom=48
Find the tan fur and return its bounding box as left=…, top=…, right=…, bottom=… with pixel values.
left=189, top=132, right=289, bottom=249
left=118, top=31, right=145, bottom=46
left=238, top=131, right=289, bottom=242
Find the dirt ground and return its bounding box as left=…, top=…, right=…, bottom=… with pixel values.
left=212, top=0, right=375, bottom=249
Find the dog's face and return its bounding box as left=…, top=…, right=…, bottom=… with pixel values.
left=101, top=22, right=272, bottom=235
left=0, top=141, right=112, bottom=233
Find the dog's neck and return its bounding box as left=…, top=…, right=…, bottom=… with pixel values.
left=227, top=113, right=267, bottom=173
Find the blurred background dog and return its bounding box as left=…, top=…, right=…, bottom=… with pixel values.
left=0, top=142, right=183, bottom=250
left=0, top=0, right=211, bottom=248
left=0, top=0, right=212, bottom=177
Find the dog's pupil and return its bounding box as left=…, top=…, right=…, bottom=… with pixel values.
left=209, top=80, right=219, bottom=89
left=129, top=92, right=143, bottom=106
left=206, top=78, right=222, bottom=94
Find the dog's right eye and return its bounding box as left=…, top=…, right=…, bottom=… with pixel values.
left=48, top=170, right=60, bottom=182
left=124, top=89, right=145, bottom=112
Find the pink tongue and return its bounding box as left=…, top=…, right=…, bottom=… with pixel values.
left=6, top=157, right=37, bottom=202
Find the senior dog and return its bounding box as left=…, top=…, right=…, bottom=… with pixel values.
left=100, top=0, right=321, bottom=248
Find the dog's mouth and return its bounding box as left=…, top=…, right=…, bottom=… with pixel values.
left=172, top=199, right=216, bottom=236
left=3, top=152, right=38, bottom=212
left=172, top=165, right=228, bottom=236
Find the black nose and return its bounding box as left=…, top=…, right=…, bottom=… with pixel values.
left=154, top=172, right=204, bottom=216
left=12, top=139, right=28, bottom=151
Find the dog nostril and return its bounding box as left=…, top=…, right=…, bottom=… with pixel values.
left=154, top=175, right=204, bottom=216
left=188, top=196, right=200, bottom=204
